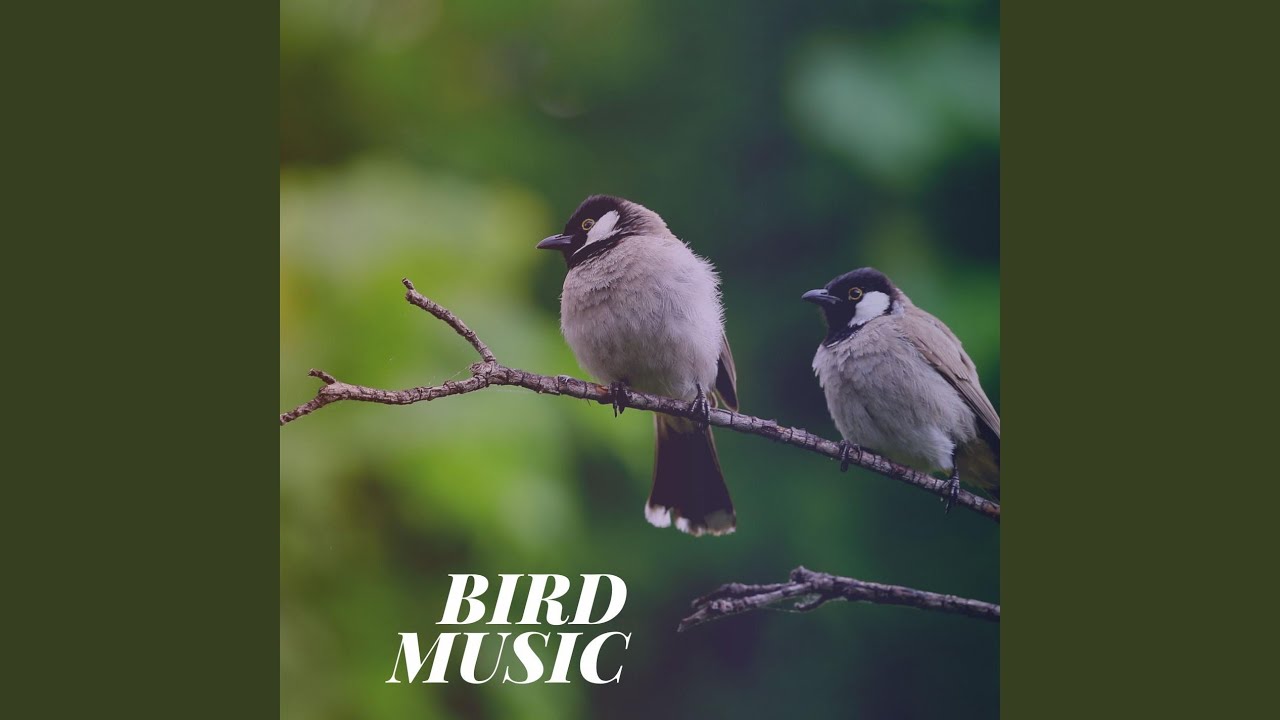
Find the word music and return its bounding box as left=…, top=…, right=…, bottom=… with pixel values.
left=386, top=573, right=631, bottom=685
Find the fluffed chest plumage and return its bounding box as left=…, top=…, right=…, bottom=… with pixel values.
left=812, top=318, right=976, bottom=473
left=559, top=237, right=723, bottom=400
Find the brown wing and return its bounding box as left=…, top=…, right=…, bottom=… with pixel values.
left=902, top=305, right=999, bottom=445
left=713, top=332, right=739, bottom=411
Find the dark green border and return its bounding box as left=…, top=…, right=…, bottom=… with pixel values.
left=7, top=4, right=278, bottom=715
left=1002, top=2, right=1267, bottom=717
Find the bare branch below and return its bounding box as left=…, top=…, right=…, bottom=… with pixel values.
left=279, top=278, right=1000, bottom=522
left=679, top=566, right=999, bottom=631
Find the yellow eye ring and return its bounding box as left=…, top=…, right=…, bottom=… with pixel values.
left=848, top=287, right=863, bottom=301
left=581, top=218, right=596, bottom=231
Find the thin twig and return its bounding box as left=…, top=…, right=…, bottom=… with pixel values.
left=279, top=279, right=1000, bottom=521
left=401, top=279, right=495, bottom=363
left=678, top=566, right=1000, bottom=632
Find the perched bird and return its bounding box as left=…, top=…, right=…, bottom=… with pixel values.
left=537, top=194, right=738, bottom=536
left=802, top=268, right=1000, bottom=506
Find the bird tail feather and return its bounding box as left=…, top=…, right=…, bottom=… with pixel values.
left=646, top=415, right=736, bottom=536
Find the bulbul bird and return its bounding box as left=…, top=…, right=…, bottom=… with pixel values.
left=803, top=268, right=1000, bottom=507
left=536, top=194, right=738, bottom=536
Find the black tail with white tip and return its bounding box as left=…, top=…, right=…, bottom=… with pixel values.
left=645, top=415, right=736, bottom=536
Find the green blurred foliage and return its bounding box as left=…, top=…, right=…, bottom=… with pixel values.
left=282, top=0, right=999, bottom=718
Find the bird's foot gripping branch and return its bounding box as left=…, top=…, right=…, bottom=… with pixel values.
left=279, top=278, right=1001, bottom=626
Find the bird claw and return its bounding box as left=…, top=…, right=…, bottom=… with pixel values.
left=837, top=440, right=861, bottom=472
left=609, top=381, right=629, bottom=417
left=941, top=469, right=961, bottom=513
left=690, top=384, right=712, bottom=427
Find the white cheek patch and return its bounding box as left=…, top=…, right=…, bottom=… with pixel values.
left=848, top=290, right=892, bottom=328
left=584, top=210, right=620, bottom=246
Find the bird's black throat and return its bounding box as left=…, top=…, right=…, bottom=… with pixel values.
left=566, top=234, right=627, bottom=270
left=822, top=318, right=870, bottom=347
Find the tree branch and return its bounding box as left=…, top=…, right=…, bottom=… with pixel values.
left=679, top=566, right=999, bottom=631
left=280, top=278, right=1000, bottom=522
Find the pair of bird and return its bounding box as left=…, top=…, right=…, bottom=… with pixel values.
left=537, top=195, right=999, bottom=537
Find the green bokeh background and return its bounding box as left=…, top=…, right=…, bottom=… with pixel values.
left=281, top=1, right=999, bottom=717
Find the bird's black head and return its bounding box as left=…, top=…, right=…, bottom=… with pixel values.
left=536, top=194, right=652, bottom=270
left=802, top=268, right=902, bottom=345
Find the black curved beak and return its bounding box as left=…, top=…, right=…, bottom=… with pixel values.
left=802, top=288, right=839, bottom=306
left=536, top=234, right=574, bottom=250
